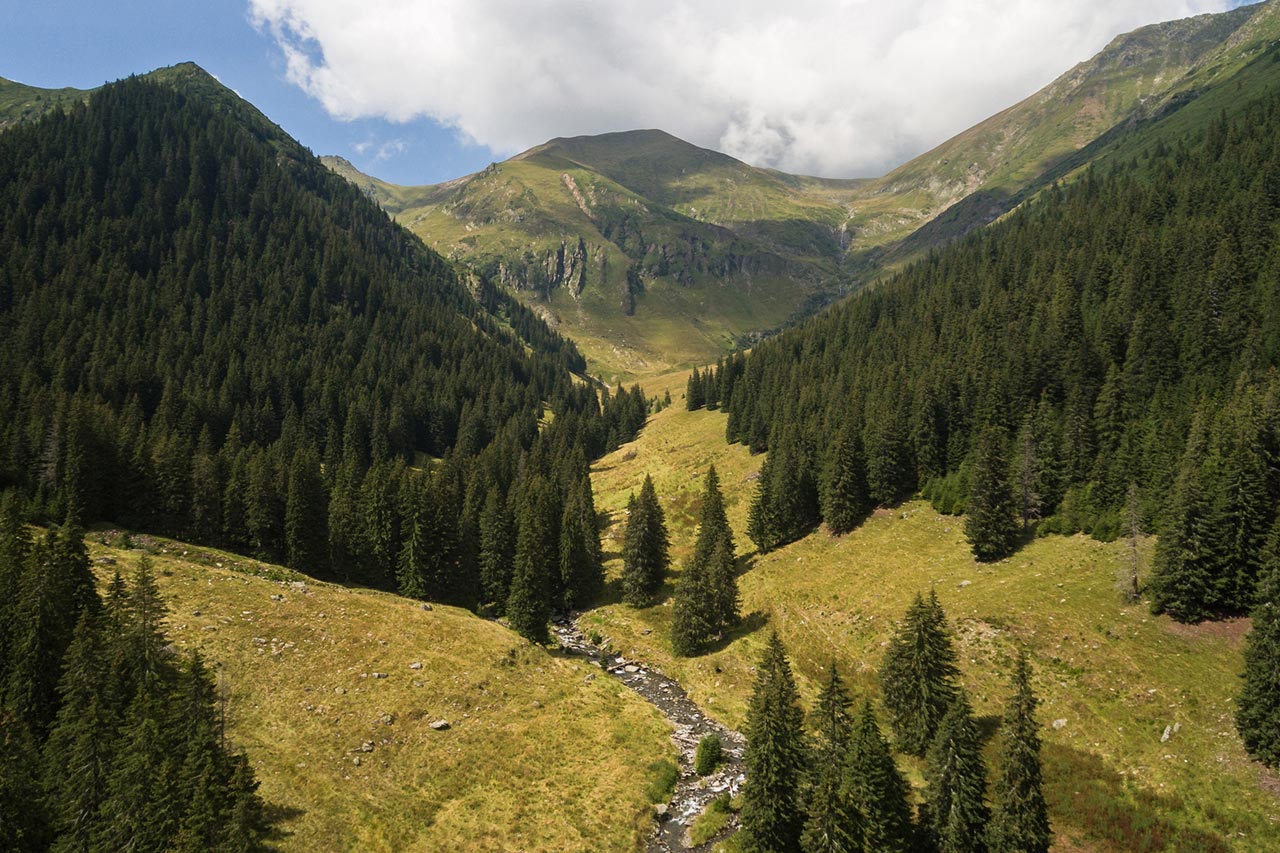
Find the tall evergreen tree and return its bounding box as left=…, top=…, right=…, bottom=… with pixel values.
left=820, top=420, right=871, bottom=536
left=506, top=477, right=555, bottom=644
left=707, top=530, right=741, bottom=632
left=988, top=652, right=1051, bottom=853
left=692, top=465, right=734, bottom=571
left=1236, top=528, right=1280, bottom=769
left=687, top=368, right=706, bottom=411
left=879, top=590, right=960, bottom=755
left=284, top=447, right=328, bottom=573
left=842, top=701, right=914, bottom=852
left=479, top=486, right=516, bottom=615
left=622, top=475, right=670, bottom=606
left=923, top=692, right=990, bottom=853
left=671, top=558, right=715, bottom=657
left=742, top=633, right=807, bottom=853
left=749, top=425, right=820, bottom=553
left=559, top=476, right=603, bottom=610
left=801, top=664, right=860, bottom=853
left=964, top=427, right=1020, bottom=562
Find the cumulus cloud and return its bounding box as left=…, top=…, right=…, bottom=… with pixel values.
left=248, top=0, right=1231, bottom=177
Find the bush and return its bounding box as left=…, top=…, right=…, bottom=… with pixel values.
left=644, top=759, right=680, bottom=803
left=694, top=733, right=722, bottom=775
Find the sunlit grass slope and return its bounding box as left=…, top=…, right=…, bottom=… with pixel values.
left=84, top=534, right=674, bottom=852
left=585, top=402, right=1280, bottom=852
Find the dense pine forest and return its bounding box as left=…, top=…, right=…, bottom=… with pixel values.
left=711, top=79, right=1280, bottom=625
left=0, top=500, right=267, bottom=850
left=0, top=74, right=648, bottom=622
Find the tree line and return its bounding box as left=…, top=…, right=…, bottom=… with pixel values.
left=0, top=500, right=267, bottom=850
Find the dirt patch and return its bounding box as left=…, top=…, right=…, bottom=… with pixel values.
left=1163, top=616, right=1252, bottom=649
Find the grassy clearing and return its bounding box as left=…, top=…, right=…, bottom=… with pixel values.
left=585, top=404, right=1280, bottom=851
left=84, top=534, right=674, bottom=852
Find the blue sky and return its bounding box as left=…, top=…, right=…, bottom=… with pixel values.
left=2, top=1, right=1261, bottom=185
left=0, top=0, right=493, bottom=184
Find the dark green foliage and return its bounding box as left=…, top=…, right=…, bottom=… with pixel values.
left=842, top=701, right=915, bottom=852
left=622, top=475, right=670, bottom=606
left=479, top=486, right=516, bottom=615
left=671, top=467, right=739, bottom=656
left=687, top=368, right=706, bottom=411
left=506, top=477, right=556, bottom=644
left=923, top=692, right=989, bottom=853
left=1236, top=531, right=1280, bottom=769
left=820, top=420, right=871, bottom=535
left=801, top=664, right=860, bottom=853
left=0, top=72, right=652, bottom=613
left=879, top=590, right=960, bottom=756
left=964, top=427, right=1020, bottom=562
left=694, top=733, right=723, bottom=776
left=559, top=474, right=603, bottom=610
left=0, top=530, right=269, bottom=850
left=988, top=651, right=1051, bottom=853
left=719, top=85, right=1280, bottom=616
left=742, top=633, right=806, bottom=853
left=749, top=424, right=820, bottom=553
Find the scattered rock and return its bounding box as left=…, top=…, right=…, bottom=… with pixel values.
left=192, top=610, right=201, bottom=616
left=532, top=700, right=543, bottom=709
left=252, top=637, right=267, bottom=646
left=412, top=680, right=425, bottom=688
left=584, top=673, right=596, bottom=682
left=360, top=741, right=374, bottom=752
left=377, top=713, right=394, bottom=726
left=429, top=719, right=450, bottom=731
left=95, top=556, right=117, bottom=566
left=958, top=580, right=972, bottom=588
left=352, top=756, right=361, bottom=767
left=641, top=628, right=652, bottom=636
left=409, top=662, right=422, bottom=670
left=270, top=594, right=285, bottom=602
left=371, top=672, right=388, bottom=679
left=334, top=687, right=346, bottom=695
left=624, top=665, right=640, bottom=674
left=201, top=625, right=218, bottom=632
left=654, top=803, right=668, bottom=818
left=421, top=603, right=433, bottom=612
left=290, top=581, right=308, bottom=591
left=1052, top=719, right=1067, bottom=730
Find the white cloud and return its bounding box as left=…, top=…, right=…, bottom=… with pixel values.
left=248, top=0, right=1231, bottom=177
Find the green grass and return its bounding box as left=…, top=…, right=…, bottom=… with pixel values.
left=689, top=793, right=735, bottom=846
left=83, top=532, right=675, bottom=852
left=585, top=402, right=1280, bottom=851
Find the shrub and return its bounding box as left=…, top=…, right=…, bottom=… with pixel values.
left=694, top=733, right=723, bottom=775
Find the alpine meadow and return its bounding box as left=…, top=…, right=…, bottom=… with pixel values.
left=3, top=1, right=1280, bottom=851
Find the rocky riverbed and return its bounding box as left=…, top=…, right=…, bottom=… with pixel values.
left=552, top=618, right=746, bottom=851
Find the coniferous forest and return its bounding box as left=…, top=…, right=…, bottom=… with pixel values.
left=719, top=85, right=1280, bottom=624
left=0, top=75, right=648, bottom=623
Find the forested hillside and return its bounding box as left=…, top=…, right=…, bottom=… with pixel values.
left=0, top=72, right=645, bottom=622
left=717, top=49, right=1280, bottom=624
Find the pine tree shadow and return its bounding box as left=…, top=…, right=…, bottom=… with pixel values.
left=702, top=610, right=769, bottom=654
left=733, top=551, right=758, bottom=578
left=1040, top=741, right=1232, bottom=851
left=973, top=713, right=1001, bottom=746
left=262, top=802, right=306, bottom=848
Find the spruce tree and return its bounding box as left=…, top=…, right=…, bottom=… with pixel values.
left=820, top=420, right=870, bottom=536
left=801, top=664, right=860, bottom=853
left=479, top=486, right=516, bottom=614
left=0, top=711, right=47, bottom=851
left=559, top=476, right=602, bottom=611
left=879, top=590, right=960, bottom=755
left=707, top=530, right=741, bottom=632
left=842, top=700, right=914, bottom=852
left=671, top=558, right=715, bottom=657
left=923, top=692, right=989, bottom=853
left=988, top=651, right=1051, bottom=853
left=750, top=425, right=820, bottom=553
left=1236, top=534, right=1280, bottom=769
left=506, top=478, right=555, bottom=644
left=692, top=465, right=734, bottom=571
left=742, top=633, right=807, bottom=853
left=964, top=427, right=1019, bottom=562
left=622, top=475, right=670, bottom=606
left=687, top=368, right=705, bottom=411
left=285, top=447, right=328, bottom=573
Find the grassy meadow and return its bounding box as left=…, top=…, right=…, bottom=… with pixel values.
left=82, top=535, right=674, bottom=852
left=584, top=401, right=1280, bottom=852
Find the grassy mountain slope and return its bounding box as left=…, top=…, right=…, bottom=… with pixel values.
left=0, top=76, right=87, bottom=131
left=844, top=1, right=1276, bottom=261
left=326, top=133, right=852, bottom=380
left=81, top=533, right=674, bottom=851
left=583, top=403, right=1280, bottom=852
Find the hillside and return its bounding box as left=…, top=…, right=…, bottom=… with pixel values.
left=324, top=132, right=854, bottom=379
left=844, top=0, right=1279, bottom=260
left=583, top=403, right=1280, bottom=851
left=80, top=532, right=674, bottom=851
left=324, top=2, right=1280, bottom=379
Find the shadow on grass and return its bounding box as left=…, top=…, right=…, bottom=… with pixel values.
left=703, top=610, right=769, bottom=655
left=1042, top=741, right=1231, bottom=853
left=262, top=802, right=306, bottom=848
